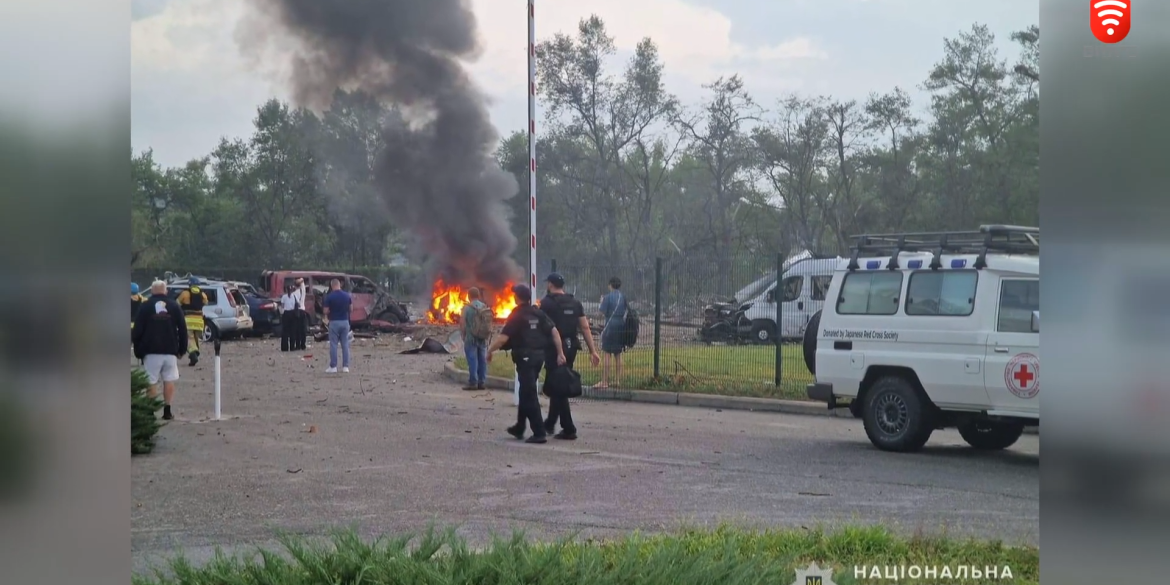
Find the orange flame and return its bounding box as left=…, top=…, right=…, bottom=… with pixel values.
left=428, top=279, right=518, bottom=324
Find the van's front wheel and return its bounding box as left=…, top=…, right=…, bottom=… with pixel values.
left=862, top=376, right=934, bottom=452
left=749, top=320, right=774, bottom=344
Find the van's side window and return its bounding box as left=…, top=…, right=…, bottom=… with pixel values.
left=811, top=275, right=832, bottom=301
left=905, top=270, right=978, bottom=316
left=836, top=272, right=902, bottom=315
left=997, top=279, right=1040, bottom=333
left=781, top=276, right=803, bottom=302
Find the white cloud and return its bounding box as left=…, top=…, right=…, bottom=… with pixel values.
left=132, top=0, right=239, bottom=73
left=471, top=0, right=825, bottom=95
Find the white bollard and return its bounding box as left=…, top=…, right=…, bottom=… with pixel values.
left=213, top=339, right=222, bottom=420
left=513, top=373, right=520, bottom=406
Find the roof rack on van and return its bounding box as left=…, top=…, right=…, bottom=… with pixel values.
left=846, top=225, right=1038, bottom=271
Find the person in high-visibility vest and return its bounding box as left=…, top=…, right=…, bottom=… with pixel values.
left=175, top=277, right=209, bottom=366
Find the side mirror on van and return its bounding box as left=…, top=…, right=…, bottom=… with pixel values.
left=1031, top=310, right=1039, bottom=332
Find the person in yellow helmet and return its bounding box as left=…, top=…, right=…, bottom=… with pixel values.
left=175, top=277, right=209, bottom=366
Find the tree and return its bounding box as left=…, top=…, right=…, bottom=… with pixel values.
left=753, top=96, right=832, bottom=254
left=211, top=100, right=323, bottom=266
left=821, top=99, right=870, bottom=252
left=863, top=87, right=923, bottom=231
left=674, top=75, right=763, bottom=267
left=310, top=90, right=398, bottom=268
left=536, top=16, right=678, bottom=264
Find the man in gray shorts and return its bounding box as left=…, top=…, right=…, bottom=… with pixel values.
left=132, top=280, right=188, bottom=420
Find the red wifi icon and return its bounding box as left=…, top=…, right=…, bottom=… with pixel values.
left=1090, top=0, right=1130, bottom=43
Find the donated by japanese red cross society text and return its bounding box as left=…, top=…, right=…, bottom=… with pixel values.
left=821, top=328, right=899, bottom=341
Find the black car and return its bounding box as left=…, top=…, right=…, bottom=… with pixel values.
left=231, top=282, right=281, bottom=337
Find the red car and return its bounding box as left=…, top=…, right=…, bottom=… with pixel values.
left=257, top=270, right=410, bottom=326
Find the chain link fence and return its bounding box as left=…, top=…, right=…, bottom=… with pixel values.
left=551, top=252, right=819, bottom=401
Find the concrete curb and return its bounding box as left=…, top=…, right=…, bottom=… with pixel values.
left=442, top=363, right=1038, bottom=435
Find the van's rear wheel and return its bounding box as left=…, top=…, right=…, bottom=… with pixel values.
left=958, top=420, right=1025, bottom=450
left=802, top=310, right=821, bottom=375
left=862, top=376, right=934, bottom=452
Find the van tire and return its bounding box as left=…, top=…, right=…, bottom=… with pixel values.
left=802, top=310, right=821, bottom=375
left=958, top=420, right=1025, bottom=450
left=862, top=376, right=934, bottom=452
left=749, top=320, right=774, bottom=344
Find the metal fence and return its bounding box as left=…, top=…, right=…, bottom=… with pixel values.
left=133, top=253, right=821, bottom=400
left=551, top=253, right=816, bottom=401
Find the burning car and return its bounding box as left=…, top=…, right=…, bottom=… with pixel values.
left=427, top=279, right=519, bottom=324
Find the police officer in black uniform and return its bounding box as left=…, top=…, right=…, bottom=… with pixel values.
left=537, top=272, right=601, bottom=440
left=488, top=284, right=566, bottom=444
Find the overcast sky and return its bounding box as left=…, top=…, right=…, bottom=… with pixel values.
left=131, top=0, right=1038, bottom=168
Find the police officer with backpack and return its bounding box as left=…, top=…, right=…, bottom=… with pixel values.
left=537, top=272, right=601, bottom=440
left=487, top=284, right=566, bottom=444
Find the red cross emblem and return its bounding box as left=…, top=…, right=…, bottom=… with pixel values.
left=1004, top=352, right=1040, bottom=399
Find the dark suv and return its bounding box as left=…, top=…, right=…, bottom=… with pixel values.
left=229, top=281, right=281, bottom=336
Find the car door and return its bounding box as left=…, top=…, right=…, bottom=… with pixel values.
left=348, top=276, right=379, bottom=322
left=229, top=288, right=249, bottom=318
left=807, top=274, right=833, bottom=333
left=984, top=278, right=1040, bottom=414
left=777, top=275, right=805, bottom=339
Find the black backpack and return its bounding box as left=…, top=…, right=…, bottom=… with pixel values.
left=621, top=301, right=639, bottom=349
left=545, top=293, right=580, bottom=340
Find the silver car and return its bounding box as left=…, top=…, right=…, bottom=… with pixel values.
left=166, top=281, right=253, bottom=340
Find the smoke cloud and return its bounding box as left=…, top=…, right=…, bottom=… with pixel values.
left=238, top=0, right=522, bottom=288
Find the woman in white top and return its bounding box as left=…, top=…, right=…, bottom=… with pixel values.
left=280, top=285, right=298, bottom=351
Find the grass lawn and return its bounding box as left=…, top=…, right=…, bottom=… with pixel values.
left=134, top=525, right=1039, bottom=585
left=457, top=343, right=814, bottom=400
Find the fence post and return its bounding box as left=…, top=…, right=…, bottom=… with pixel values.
left=550, top=259, right=557, bottom=273
left=775, top=252, right=783, bottom=388
left=653, top=257, right=662, bottom=380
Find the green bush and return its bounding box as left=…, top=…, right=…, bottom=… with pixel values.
left=131, top=368, right=164, bottom=455
left=133, top=525, right=1039, bottom=585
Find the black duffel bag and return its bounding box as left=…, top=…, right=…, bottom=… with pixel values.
left=542, top=366, right=583, bottom=399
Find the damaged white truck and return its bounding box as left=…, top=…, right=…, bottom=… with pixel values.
left=803, top=225, right=1039, bottom=453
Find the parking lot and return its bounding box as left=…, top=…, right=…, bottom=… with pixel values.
left=131, top=336, right=1039, bottom=573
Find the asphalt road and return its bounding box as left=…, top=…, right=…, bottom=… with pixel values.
left=131, top=339, right=1038, bottom=573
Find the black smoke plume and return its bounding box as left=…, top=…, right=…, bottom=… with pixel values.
left=238, top=0, right=522, bottom=289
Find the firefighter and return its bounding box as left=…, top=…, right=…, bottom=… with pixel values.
left=175, top=277, right=209, bottom=366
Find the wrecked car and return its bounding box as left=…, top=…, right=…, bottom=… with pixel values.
left=257, top=270, right=410, bottom=327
